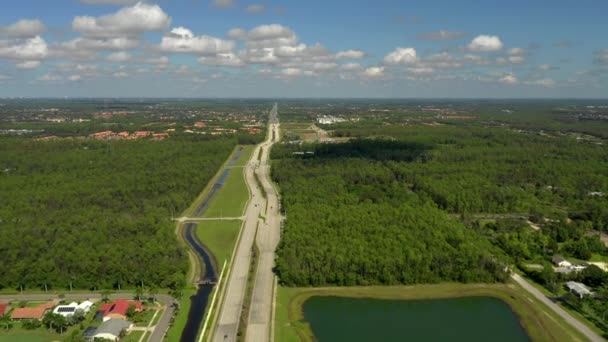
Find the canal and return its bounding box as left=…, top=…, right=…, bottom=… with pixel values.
left=303, top=296, right=531, bottom=342
left=180, top=147, right=244, bottom=342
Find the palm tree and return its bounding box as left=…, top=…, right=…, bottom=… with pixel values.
left=0, top=315, right=13, bottom=331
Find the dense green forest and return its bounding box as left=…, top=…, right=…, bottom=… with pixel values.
left=0, top=135, right=236, bottom=291
left=271, top=140, right=510, bottom=287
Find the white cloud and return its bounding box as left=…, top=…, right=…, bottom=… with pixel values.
left=1, top=19, right=46, bottom=38
left=281, top=67, right=303, bottom=76
left=248, top=24, right=295, bottom=41
left=417, top=30, right=467, bottom=41
left=339, top=63, right=363, bottom=71
left=144, top=56, right=169, bottom=65
left=68, top=75, right=82, bottom=81
left=159, top=27, right=235, bottom=55
left=383, top=47, right=417, bottom=65
left=528, top=78, right=556, bottom=87
left=80, top=0, right=137, bottom=4
left=15, top=60, right=41, bottom=69
left=594, top=49, right=608, bottom=65
left=312, top=62, right=338, bottom=71
left=73, top=2, right=171, bottom=38
left=408, top=67, right=434, bottom=75
left=112, top=71, right=128, bottom=78
left=106, top=51, right=131, bottom=62
left=508, top=56, right=525, bottom=64
left=246, top=4, right=265, bottom=13
left=38, top=73, right=62, bottom=81
left=60, top=37, right=139, bottom=51
left=198, top=53, right=244, bottom=67
left=468, top=35, right=503, bottom=52
left=499, top=74, right=518, bottom=85
left=227, top=28, right=247, bottom=40
left=335, top=49, right=365, bottom=60
left=538, top=64, right=558, bottom=71
left=362, top=66, right=384, bottom=78
left=211, top=0, right=235, bottom=8
left=508, top=48, right=526, bottom=56
left=0, top=36, right=48, bottom=60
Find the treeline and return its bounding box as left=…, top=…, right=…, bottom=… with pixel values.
left=0, top=136, right=236, bottom=290
left=272, top=140, right=510, bottom=286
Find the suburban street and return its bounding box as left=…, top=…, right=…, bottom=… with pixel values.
left=212, top=104, right=279, bottom=342
left=0, top=293, right=174, bottom=342
left=511, top=273, right=605, bottom=342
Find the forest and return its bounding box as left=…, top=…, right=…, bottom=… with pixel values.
left=271, top=140, right=510, bottom=287
left=0, top=134, right=238, bottom=291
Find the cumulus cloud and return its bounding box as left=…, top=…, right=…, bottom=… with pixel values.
left=143, top=56, right=169, bottom=65
left=417, top=30, right=467, bottom=41
left=0, top=36, right=48, bottom=60
left=1, top=19, right=46, bottom=38
left=362, top=66, right=384, bottom=78
left=499, top=73, right=518, bottom=85
left=339, top=63, right=363, bottom=71
left=211, top=0, right=235, bottom=8
left=198, top=53, right=244, bottom=67
left=73, top=2, right=171, bottom=38
left=68, top=74, right=82, bottom=81
left=159, top=27, right=235, bottom=55
left=538, top=64, right=559, bottom=71
left=384, top=47, right=417, bottom=65
left=15, top=60, right=41, bottom=69
left=112, top=71, right=128, bottom=78
left=80, top=0, right=137, bottom=4
left=468, top=35, right=503, bottom=52
left=246, top=4, right=265, bottom=13
left=248, top=24, right=295, bottom=41
left=335, top=49, right=365, bottom=60
left=106, top=51, right=131, bottom=62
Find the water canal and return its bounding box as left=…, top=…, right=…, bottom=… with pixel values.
left=303, top=296, right=530, bottom=342
left=179, top=147, right=244, bottom=342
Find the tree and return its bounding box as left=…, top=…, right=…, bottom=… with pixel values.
left=0, top=315, right=13, bottom=331
left=126, top=305, right=136, bottom=319
left=135, top=287, right=143, bottom=301
left=148, top=287, right=158, bottom=303
left=100, top=289, right=112, bottom=303
left=580, top=265, right=607, bottom=287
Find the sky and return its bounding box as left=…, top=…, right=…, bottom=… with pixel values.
left=0, top=0, right=607, bottom=98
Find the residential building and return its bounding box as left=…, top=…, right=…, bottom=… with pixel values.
left=98, top=300, right=142, bottom=321
left=87, top=319, right=132, bottom=341
left=11, top=302, right=55, bottom=320
left=565, top=281, right=593, bottom=298
left=552, top=256, right=572, bottom=268
left=52, top=301, right=93, bottom=317
left=0, top=303, right=8, bottom=317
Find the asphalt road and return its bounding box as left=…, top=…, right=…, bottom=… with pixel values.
left=246, top=121, right=281, bottom=342
left=212, top=104, right=278, bottom=342
left=0, top=293, right=175, bottom=342
left=511, top=273, right=606, bottom=342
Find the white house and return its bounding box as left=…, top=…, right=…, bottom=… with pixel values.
left=53, top=300, right=94, bottom=317
left=565, top=281, right=593, bottom=298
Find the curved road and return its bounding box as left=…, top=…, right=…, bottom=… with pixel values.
left=511, top=274, right=605, bottom=342
left=0, top=293, right=175, bottom=342
left=212, top=104, right=280, bottom=342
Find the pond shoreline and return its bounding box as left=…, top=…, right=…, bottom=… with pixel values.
left=276, top=283, right=588, bottom=342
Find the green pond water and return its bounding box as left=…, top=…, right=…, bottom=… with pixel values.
left=303, top=296, right=531, bottom=342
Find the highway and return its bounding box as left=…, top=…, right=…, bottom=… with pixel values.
left=212, top=103, right=280, bottom=342
left=246, top=108, right=281, bottom=342
left=0, top=293, right=175, bottom=342
left=511, top=273, right=605, bottom=342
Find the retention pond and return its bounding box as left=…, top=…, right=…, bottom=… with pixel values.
left=303, top=296, right=530, bottom=342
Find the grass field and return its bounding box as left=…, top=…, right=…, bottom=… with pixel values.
left=203, top=167, right=249, bottom=218
left=125, top=330, right=145, bottom=342
left=196, top=220, right=242, bottom=268
left=233, top=145, right=255, bottom=167
left=0, top=335, right=52, bottom=342
left=275, top=283, right=589, bottom=342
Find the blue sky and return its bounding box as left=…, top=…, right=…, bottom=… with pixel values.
left=0, top=0, right=607, bottom=98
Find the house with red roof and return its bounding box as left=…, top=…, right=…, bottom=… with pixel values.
left=0, top=303, right=8, bottom=317
left=98, top=300, right=142, bottom=321
left=11, top=302, right=55, bottom=320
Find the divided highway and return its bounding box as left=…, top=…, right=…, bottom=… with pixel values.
left=212, top=104, right=280, bottom=342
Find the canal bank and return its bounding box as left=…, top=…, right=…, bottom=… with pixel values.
left=275, top=284, right=589, bottom=342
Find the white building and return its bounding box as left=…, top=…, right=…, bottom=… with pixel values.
left=565, top=281, right=593, bottom=298
left=53, top=300, right=93, bottom=317
left=92, top=319, right=132, bottom=341
left=552, top=256, right=572, bottom=268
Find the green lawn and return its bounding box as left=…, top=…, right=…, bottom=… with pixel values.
left=232, top=145, right=255, bottom=167
left=196, top=220, right=242, bottom=268
left=275, top=283, right=589, bottom=342
left=125, top=330, right=145, bottom=342
left=164, top=287, right=196, bottom=342
left=0, top=334, right=52, bottom=342
left=203, top=166, right=249, bottom=218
